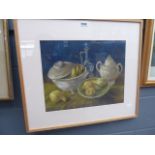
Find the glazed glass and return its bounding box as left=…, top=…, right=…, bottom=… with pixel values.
left=15, top=20, right=142, bottom=132
left=0, top=20, right=10, bottom=99
left=148, top=20, right=155, bottom=80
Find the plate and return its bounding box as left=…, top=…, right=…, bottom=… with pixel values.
left=78, top=77, right=115, bottom=99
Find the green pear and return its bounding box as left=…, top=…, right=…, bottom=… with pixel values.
left=49, top=90, right=61, bottom=103
left=85, top=87, right=96, bottom=96
left=71, top=67, right=77, bottom=77
left=93, top=79, right=107, bottom=88
left=82, top=81, right=95, bottom=90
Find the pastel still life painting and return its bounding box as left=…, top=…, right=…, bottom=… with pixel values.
left=40, top=40, right=126, bottom=112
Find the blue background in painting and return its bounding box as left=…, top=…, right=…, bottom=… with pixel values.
left=40, top=41, right=125, bottom=76
left=1, top=20, right=155, bottom=135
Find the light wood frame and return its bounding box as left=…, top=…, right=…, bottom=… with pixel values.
left=14, top=19, right=143, bottom=133
left=0, top=20, right=14, bottom=100
left=141, top=19, right=155, bottom=86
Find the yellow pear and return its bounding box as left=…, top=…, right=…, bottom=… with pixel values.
left=71, top=67, right=77, bottom=77
left=49, top=90, right=68, bottom=103
left=82, top=81, right=95, bottom=90
left=85, top=87, right=96, bottom=96
left=49, top=90, right=61, bottom=103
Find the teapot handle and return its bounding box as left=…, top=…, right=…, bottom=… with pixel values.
left=96, top=61, right=102, bottom=72
left=117, top=63, right=123, bottom=74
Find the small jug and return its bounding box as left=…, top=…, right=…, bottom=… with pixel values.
left=96, top=55, right=123, bottom=81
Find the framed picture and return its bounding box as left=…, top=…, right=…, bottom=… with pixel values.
left=141, top=19, right=155, bottom=86
left=14, top=19, right=143, bottom=132
left=0, top=19, right=13, bottom=100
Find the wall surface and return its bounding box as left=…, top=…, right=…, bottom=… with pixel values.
left=0, top=20, right=155, bottom=135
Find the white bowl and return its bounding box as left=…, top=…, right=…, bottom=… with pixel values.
left=51, top=68, right=89, bottom=92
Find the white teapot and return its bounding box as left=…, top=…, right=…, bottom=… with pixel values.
left=96, top=55, right=123, bottom=81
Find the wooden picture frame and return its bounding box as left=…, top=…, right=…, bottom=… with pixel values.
left=14, top=19, right=143, bottom=133
left=141, top=19, right=155, bottom=86
left=0, top=19, right=13, bottom=100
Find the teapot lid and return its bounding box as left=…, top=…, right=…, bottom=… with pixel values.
left=48, top=61, right=74, bottom=80
left=104, top=55, right=116, bottom=66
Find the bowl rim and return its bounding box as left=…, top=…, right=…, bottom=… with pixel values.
left=53, top=67, right=88, bottom=81
left=77, top=77, right=111, bottom=99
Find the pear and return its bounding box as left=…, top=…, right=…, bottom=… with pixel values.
left=49, top=90, right=61, bottom=103
left=93, top=79, right=107, bottom=88
left=75, top=65, right=82, bottom=76
left=85, top=87, right=96, bottom=96
left=49, top=90, right=67, bottom=103
left=78, top=65, right=84, bottom=74
left=82, top=81, right=95, bottom=90
left=71, top=67, right=77, bottom=77
left=71, top=65, right=84, bottom=78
